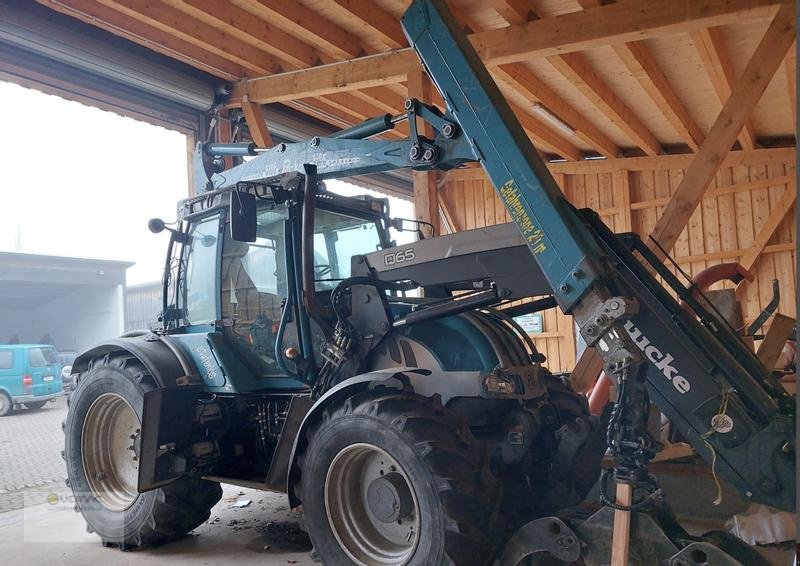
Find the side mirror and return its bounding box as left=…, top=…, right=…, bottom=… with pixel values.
left=148, top=218, right=166, bottom=233
left=230, top=191, right=257, bottom=242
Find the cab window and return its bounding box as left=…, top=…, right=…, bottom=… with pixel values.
left=220, top=205, right=297, bottom=377
left=182, top=215, right=221, bottom=324
left=313, top=208, right=383, bottom=291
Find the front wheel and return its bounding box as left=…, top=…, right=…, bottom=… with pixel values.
left=64, top=353, right=222, bottom=549
left=299, top=391, right=501, bottom=566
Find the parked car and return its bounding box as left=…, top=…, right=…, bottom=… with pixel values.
left=0, top=344, right=64, bottom=416
left=57, top=350, right=78, bottom=392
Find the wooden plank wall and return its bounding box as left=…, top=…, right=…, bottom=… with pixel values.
left=439, top=149, right=796, bottom=373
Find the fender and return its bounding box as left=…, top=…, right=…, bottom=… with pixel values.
left=286, top=367, right=428, bottom=507
left=72, top=333, right=200, bottom=389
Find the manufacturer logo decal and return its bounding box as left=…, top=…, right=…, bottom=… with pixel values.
left=193, top=346, right=219, bottom=382
left=384, top=248, right=415, bottom=266
left=624, top=321, right=691, bottom=394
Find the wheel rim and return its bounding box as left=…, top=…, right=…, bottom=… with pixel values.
left=81, top=393, right=140, bottom=511
left=325, top=443, right=420, bottom=565
left=0, top=395, right=8, bottom=414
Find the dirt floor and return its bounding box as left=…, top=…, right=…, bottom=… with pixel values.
left=0, top=396, right=793, bottom=565
left=0, top=484, right=314, bottom=566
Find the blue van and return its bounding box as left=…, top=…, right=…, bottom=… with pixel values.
left=0, top=344, right=64, bottom=416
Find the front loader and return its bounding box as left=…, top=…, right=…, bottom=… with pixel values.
left=63, top=0, right=795, bottom=564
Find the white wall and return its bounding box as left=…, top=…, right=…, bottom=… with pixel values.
left=0, top=284, right=125, bottom=352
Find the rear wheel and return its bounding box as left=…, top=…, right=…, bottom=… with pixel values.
left=64, top=353, right=222, bottom=549
left=24, top=400, right=48, bottom=411
left=299, top=391, right=500, bottom=566
left=0, top=391, right=11, bottom=416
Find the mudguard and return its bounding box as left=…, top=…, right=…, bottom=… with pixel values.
left=72, top=333, right=199, bottom=389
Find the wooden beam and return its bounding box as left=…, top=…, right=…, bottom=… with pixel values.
left=786, top=45, right=797, bottom=128
left=95, top=0, right=282, bottom=75
left=507, top=100, right=582, bottom=160
left=231, top=0, right=784, bottom=103
left=612, top=41, right=705, bottom=150
left=169, top=0, right=321, bottom=69
left=575, top=0, right=704, bottom=151
left=237, top=0, right=363, bottom=60
left=330, top=0, right=408, bottom=49
left=690, top=26, right=758, bottom=149
left=545, top=147, right=795, bottom=174
left=439, top=196, right=461, bottom=233
left=39, top=0, right=248, bottom=79
left=738, top=181, right=796, bottom=270
left=488, top=0, right=536, bottom=24
left=649, top=2, right=795, bottom=257
left=757, top=314, right=795, bottom=369
left=240, top=98, right=273, bottom=148
left=548, top=52, right=662, bottom=156
left=408, top=67, right=440, bottom=235
left=615, top=170, right=633, bottom=232
left=493, top=64, right=619, bottom=158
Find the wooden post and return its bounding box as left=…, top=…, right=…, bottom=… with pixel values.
left=757, top=314, right=795, bottom=369
left=408, top=66, right=441, bottom=236
left=611, top=482, right=633, bottom=566
left=215, top=108, right=234, bottom=170
left=241, top=96, right=273, bottom=148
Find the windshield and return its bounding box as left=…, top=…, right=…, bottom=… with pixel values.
left=313, top=208, right=384, bottom=291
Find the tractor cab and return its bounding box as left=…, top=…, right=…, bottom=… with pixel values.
left=151, top=174, right=394, bottom=393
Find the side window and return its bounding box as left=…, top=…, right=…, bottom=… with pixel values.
left=29, top=347, right=57, bottom=367
left=0, top=351, right=12, bottom=369
left=182, top=215, right=221, bottom=324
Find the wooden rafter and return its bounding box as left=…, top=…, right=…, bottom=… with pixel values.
left=485, top=2, right=619, bottom=158
left=94, top=0, right=282, bottom=74
left=232, top=0, right=783, bottom=105
left=493, top=64, right=619, bottom=157
left=169, top=0, right=322, bottom=69
left=650, top=2, right=795, bottom=257
left=548, top=52, right=662, bottom=156
left=237, top=0, right=364, bottom=60
left=690, top=26, right=758, bottom=150
left=328, top=0, right=408, bottom=50
left=38, top=0, right=249, bottom=80
left=576, top=0, right=704, bottom=151
left=488, top=0, right=536, bottom=24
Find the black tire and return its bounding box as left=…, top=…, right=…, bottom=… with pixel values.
left=24, top=400, right=48, bottom=410
left=0, top=391, right=11, bottom=416
left=63, top=353, right=222, bottom=549
left=299, top=390, right=501, bottom=566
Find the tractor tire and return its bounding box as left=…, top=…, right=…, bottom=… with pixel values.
left=24, top=400, right=48, bottom=411
left=298, top=390, right=501, bottom=566
left=63, top=353, right=222, bottom=549
left=0, top=391, right=12, bottom=416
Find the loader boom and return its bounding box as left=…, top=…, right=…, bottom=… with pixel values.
left=195, top=0, right=793, bottom=512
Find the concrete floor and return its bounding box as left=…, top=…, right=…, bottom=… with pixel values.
left=0, top=484, right=314, bottom=566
